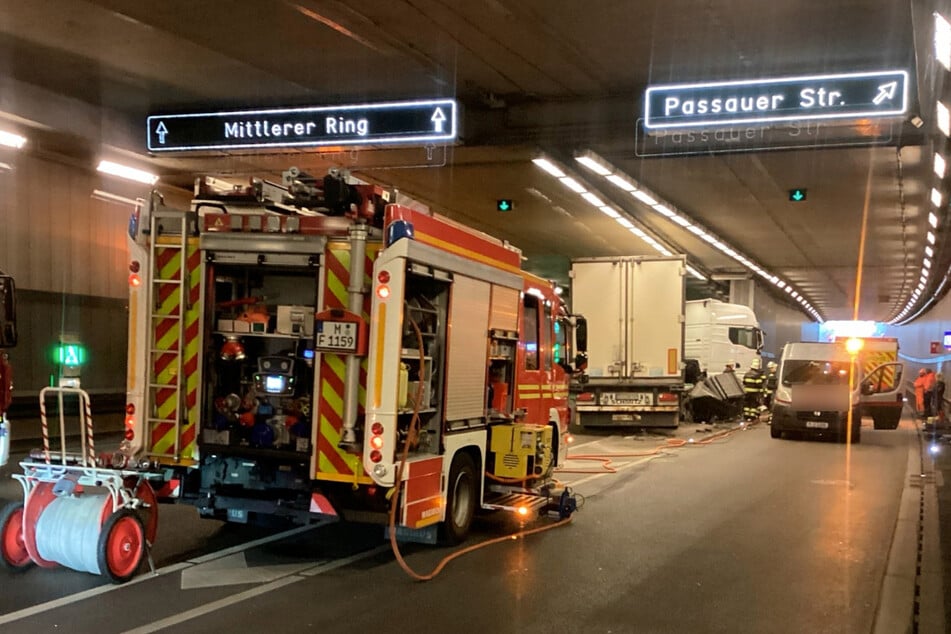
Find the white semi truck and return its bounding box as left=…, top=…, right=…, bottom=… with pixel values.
left=684, top=299, right=763, bottom=375
left=570, top=256, right=685, bottom=428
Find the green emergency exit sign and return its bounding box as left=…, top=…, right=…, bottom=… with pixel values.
left=496, top=199, right=514, bottom=212
left=789, top=188, right=807, bottom=202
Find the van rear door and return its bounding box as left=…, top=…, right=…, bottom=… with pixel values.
left=859, top=362, right=905, bottom=430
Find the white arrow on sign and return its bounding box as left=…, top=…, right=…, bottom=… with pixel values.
left=872, top=81, right=898, bottom=105
left=155, top=121, right=169, bottom=144
left=431, top=107, right=447, bottom=133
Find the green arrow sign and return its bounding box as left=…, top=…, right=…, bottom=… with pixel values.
left=497, top=199, right=513, bottom=212
left=789, top=188, right=807, bottom=202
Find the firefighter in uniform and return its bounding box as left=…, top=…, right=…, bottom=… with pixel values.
left=742, top=357, right=765, bottom=420
left=763, top=361, right=778, bottom=410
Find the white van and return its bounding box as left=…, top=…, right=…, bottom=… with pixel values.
left=685, top=299, right=763, bottom=375
left=770, top=341, right=904, bottom=442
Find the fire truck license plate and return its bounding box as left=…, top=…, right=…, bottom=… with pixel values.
left=315, top=321, right=357, bottom=352
left=602, top=392, right=652, bottom=406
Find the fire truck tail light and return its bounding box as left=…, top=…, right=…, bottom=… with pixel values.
left=125, top=403, right=135, bottom=415
left=369, top=450, right=383, bottom=463
left=658, top=392, right=677, bottom=403
left=577, top=392, right=594, bottom=402
left=129, top=273, right=141, bottom=287
left=124, top=413, right=135, bottom=441
left=371, top=422, right=384, bottom=435
left=376, top=285, right=390, bottom=299
left=377, top=270, right=390, bottom=284
left=370, top=435, right=384, bottom=450
left=129, top=260, right=140, bottom=273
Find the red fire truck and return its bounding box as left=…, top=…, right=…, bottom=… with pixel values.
left=0, top=171, right=582, bottom=581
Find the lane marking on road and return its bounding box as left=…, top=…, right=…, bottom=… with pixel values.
left=567, top=454, right=662, bottom=489
left=122, top=544, right=392, bottom=634
left=0, top=563, right=192, bottom=627
left=0, top=522, right=325, bottom=626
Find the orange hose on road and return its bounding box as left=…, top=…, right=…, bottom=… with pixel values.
left=556, top=419, right=759, bottom=475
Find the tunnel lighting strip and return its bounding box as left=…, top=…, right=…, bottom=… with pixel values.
left=531, top=155, right=707, bottom=278
left=571, top=149, right=823, bottom=322
left=888, top=16, right=951, bottom=325
left=0, top=129, right=27, bottom=149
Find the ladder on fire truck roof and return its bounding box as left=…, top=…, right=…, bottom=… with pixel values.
left=143, top=209, right=190, bottom=462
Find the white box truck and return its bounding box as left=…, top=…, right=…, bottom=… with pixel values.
left=570, top=256, right=685, bottom=428
left=684, top=299, right=763, bottom=375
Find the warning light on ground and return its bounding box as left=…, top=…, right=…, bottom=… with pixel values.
left=789, top=188, right=807, bottom=202
left=496, top=199, right=514, bottom=212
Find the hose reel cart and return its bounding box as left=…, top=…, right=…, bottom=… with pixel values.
left=0, top=387, right=161, bottom=583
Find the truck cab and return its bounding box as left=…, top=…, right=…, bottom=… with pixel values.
left=684, top=299, right=763, bottom=375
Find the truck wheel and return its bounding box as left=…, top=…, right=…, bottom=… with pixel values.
left=97, top=509, right=146, bottom=583
left=440, top=452, right=477, bottom=545
left=0, top=502, right=32, bottom=571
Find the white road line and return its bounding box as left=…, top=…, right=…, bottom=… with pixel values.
left=0, top=563, right=192, bottom=627
left=567, top=454, right=662, bottom=489
left=0, top=522, right=326, bottom=626
left=122, top=544, right=391, bottom=633
left=186, top=522, right=323, bottom=564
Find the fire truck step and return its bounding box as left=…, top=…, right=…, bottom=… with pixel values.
left=481, top=492, right=550, bottom=513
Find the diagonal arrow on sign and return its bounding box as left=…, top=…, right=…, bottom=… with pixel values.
left=872, top=81, right=898, bottom=105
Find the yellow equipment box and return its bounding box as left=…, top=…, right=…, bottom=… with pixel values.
left=488, top=423, right=553, bottom=479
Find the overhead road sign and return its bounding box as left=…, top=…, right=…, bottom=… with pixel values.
left=644, top=70, right=908, bottom=131
left=147, top=98, right=458, bottom=152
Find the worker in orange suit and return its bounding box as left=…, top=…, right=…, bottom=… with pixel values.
left=914, top=368, right=927, bottom=418
left=923, top=368, right=937, bottom=418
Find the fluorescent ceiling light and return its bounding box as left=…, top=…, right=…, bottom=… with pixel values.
left=937, top=12, right=951, bottom=70
left=0, top=161, right=12, bottom=172
left=559, top=176, right=586, bottom=193
left=607, top=173, right=637, bottom=192
left=931, top=188, right=943, bottom=207
left=599, top=206, right=621, bottom=219
left=701, top=234, right=718, bottom=244
left=630, top=226, right=647, bottom=238
left=687, top=225, right=705, bottom=236
left=929, top=212, right=939, bottom=227
left=616, top=217, right=634, bottom=229
left=785, top=286, right=794, bottom=293
left=632, top=190, right=657, bottom=205
left=671, top=215, right=691, bottom=227
left=791, top=292, right=799, bottom=299
left=581, top=192, right=605, bottom=207
left=532, top=157, right=565, bottom=178
left=575, top=154, right=611, bottom=176
left=97, top=160, right=159, bottom=185
left=643, top=237, right=660, bottom=248
left=655, top=245, right=673, bottom=256
left=927, top=231, right=936, bottom=244
left=0, top=130, right=27, bottom=149
left=686, top=266, right=707, bottom=280
left=936, top=153, right=947, bottom=179
left=653, top=204, right=676, bottom=217
left=777, top=281, right=787, bottom=289
left=924, top=257, right=932, bottom=268
left=939, top=101, right=951, bottom=137
left=926, top=245, right=935, bottom=257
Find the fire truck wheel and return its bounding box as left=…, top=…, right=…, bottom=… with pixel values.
left=0, top=502, right=33, bottom=571
left=440, top=452, right=477, bottom=545
left=97, top=509, right=146, bottom=584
